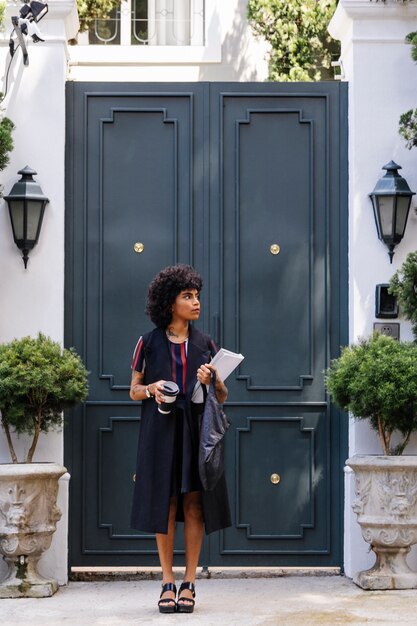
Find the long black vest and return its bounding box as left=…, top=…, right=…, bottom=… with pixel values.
left=130, top=326, right=231, bottom=535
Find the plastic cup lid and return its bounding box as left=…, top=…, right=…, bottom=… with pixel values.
left=161, top=381, right=179, bottom=396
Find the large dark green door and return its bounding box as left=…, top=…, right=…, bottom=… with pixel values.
left=65, top=82, right=348, bottom=568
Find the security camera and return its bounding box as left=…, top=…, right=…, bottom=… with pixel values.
left=9, top=1, right=49, bottom=65
left=17, top=17, right=45, bottom=42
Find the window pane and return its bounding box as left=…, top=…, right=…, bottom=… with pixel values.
left=83, top=0, right=204, bottom=46
left=394, top=196, right=411, bottom=238
left=9, top=200, right=24, bottom=241
left=377, top=196, right=394, bottom=238
left=27, top=202, right=43, bottom=241
left=132, top=0, right=148, bottom=44
left=89, top=7, right=121, bottom=45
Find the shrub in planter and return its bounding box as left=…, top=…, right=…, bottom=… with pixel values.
left=325, top=332, right=417, bottom=589
left=0, top=334, right=88, bottom=598
left=325, top=332, right=417, bottom=455
left=0, top=333, right=88, bottom=463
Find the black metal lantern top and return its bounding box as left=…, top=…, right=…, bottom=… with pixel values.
left=369, top=161, right=415, bottom=263
left=4, top=166, right=49, bottom=268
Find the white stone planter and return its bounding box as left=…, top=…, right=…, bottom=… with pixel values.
left=347, top=455, right=417, bottom=590
left=0, top=463, right=66, bottom=598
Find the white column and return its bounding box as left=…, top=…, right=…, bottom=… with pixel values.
left=329, top=0, right=417, bottom=579
left=120, top=0, right=131, bottom=45
left=173, top=0, right=190, bottom=45
left=155, top=0, right=168, bottom=45
left=190, top=0, right=204, bottom=46
left=148, top=0, right=157, bottom=44
left=0, top=0, right=79, bottom=585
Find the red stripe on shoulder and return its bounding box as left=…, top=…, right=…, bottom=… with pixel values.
left=181, top=342, right=187, bottom=391
left=210, top=339, right=218, bottom=354
left=132, top=337, right=143, bottom=370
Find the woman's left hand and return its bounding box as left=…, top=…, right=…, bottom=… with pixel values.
left=197, top=363, right=214, bottom=385
left=197, top=363, right=221, bottom=386
left=197, top=363, right=228, bottom=403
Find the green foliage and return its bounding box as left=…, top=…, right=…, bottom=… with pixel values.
left=399, top=109, right=417, bottom=149
left=247, top=0, right=339, bottom=82
left=399, top=32, right=417, bottom=148
left=0, top=114, right=14, bottom=171
left=0, top=334, right=89, bottom=462
left=325, top=333, right=417, bottom=455
left=77, top=0, right=119, bottom=33
left=0, top=91, right=15, bottom=196
left=389, top=250, right=417, bottom=341
left=406, top=30, right=417, bottom=63
left=0, top=2, right=5, bottom=29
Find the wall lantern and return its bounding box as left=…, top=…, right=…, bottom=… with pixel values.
left=369, top=161, right=415, bottom=263
left=4, top=166, right=49, bottom=268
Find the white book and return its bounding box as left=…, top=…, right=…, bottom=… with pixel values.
left=209, top=348, right=244, bottom=382
left=191, top=348, right=244, bottom=402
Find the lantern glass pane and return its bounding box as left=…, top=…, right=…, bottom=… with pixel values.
left=27, top=201, right=43, bottom=241
left=9, top=200, right=25, bottom=240
left=394, top=196, right=411, bottom=237
left=377, top=196, right=395, bottom=237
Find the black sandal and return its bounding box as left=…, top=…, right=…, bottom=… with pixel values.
left=177, top=581, right=196, bottom=614
left=158, top=582, right=177, bottom=613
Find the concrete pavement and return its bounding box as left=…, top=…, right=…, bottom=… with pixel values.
left=2, top=572, right=417, bottom=625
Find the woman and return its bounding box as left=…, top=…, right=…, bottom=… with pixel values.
left=130, top=264, right=231, bottom=614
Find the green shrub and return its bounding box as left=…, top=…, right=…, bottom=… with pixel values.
left=399, top=31, right=417, bottom=148
left=247, top=0, right=339, bottom=82
left=0, top=7, right=14, bottom=180
left=389, top=250, right=417, bottom=342
left=77, top=0, right=119, bottom=32
left=0, top=114, right=14, bottom=170
left=0, top=92, right=15, bottom=196
left=0, top=334, right=88, bottom=463
left=325, top=333, right=417, bottom=455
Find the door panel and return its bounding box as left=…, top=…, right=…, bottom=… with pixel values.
left=219, top=407, right=329, bottom=559
left=209, top=87, right=346, bottom=564
left=82, top=93, right=197, bottom=400
left=65, top=82, right=348, bottom=568
left=218, top=93, right=328, bottom=403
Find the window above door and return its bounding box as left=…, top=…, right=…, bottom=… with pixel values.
left=72, top=0, right=221, bottom=65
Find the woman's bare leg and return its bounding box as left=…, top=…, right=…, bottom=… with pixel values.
left=155, top=496, right=177, bottom=607
left=179, top=491, right=204, bottom=606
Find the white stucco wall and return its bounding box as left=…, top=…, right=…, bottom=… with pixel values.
left=329, top=0, right=417, bottom=579
left=0, top=0, right=78, bottom=586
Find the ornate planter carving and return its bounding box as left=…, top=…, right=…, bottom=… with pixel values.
left=0, top=463, right=66, bottom=598
left=347, top=455, right=417, bottom=590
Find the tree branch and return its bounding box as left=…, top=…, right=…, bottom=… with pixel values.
left=377, top=416, right=389, bottom=455
left=1, top=416, right=18, bottom=463
left=26, top=414, right=42, bottom=463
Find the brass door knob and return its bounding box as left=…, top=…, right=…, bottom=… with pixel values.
left=270, top=473, right=281, bottom=484
left=134, top=242, right=144, bottom=254
left=270, top=244, right=280, bottom=255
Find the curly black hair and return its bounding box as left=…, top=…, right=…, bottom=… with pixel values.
left=146, top=264, right=203, bottom=328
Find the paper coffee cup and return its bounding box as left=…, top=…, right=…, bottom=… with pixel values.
left=158, top=381, right=179, bottom=414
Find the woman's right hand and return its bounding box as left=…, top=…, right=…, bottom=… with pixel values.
left=149, top=380, right=166, bottom=405
left=129, top=372, right=166, bottom=403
